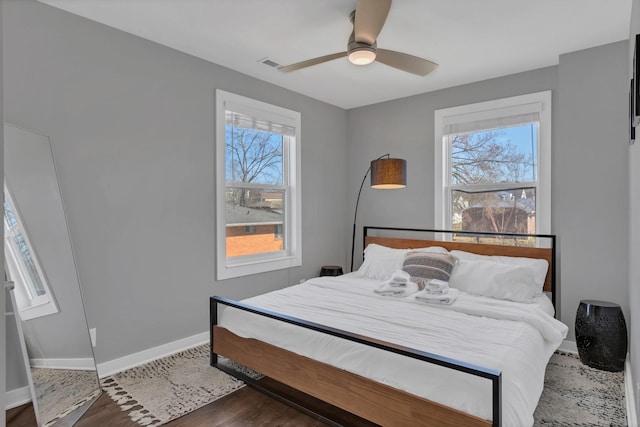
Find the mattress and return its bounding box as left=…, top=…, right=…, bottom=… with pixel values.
left=218, top=273, right=568, bottom=426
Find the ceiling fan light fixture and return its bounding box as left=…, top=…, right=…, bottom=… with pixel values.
left=279, top=0, right=438, bottom=76
left=348, top=47, right=376, bottom=65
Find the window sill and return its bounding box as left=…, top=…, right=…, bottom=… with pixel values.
left=218, top=254, right=302, bottom=280
left=18, top=300, right=59, bottom=321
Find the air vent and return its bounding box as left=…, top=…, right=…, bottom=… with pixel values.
left=259, top=58, right=281, bottom=68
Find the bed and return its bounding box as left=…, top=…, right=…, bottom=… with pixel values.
left=210, top=227, right=568, bottom=426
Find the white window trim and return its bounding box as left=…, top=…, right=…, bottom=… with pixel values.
left=4, top=186, right=59, bottom=320
left=434, top=91, right=551, bottom=233
left=215, top=90, right=302, bottom=280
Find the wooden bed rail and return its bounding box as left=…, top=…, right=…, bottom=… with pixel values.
left=210, top=296, right=502, bottom=427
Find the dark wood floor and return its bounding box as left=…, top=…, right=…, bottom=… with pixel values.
left=6, top=377, right=377, bottom=426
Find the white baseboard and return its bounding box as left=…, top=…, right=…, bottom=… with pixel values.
left=96, top=331, right=209, bottom=378
left=5, top=386, right=31, bottom=410
left=29, top=357, right=97, bottom=371
left=626, top=357, right=637, bottom=427
left=557, top=339, right=577, bottom=354
left=7, top=332, right=209, bottom=408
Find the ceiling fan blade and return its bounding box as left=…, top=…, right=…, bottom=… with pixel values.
left=376, top=49, right=438, bottom=76
left=354, top=0, right=392, bottom=45
left=278, top=52, right=348, bottom=72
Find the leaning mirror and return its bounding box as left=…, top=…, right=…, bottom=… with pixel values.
left=5, top=124, right=101, bottom=426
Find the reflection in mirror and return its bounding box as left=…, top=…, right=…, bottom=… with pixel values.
left=5, top=186, right=60, bottom=320
left=5, top=124, right=101, bottom=426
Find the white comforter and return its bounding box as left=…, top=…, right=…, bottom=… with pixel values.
left=219, top=274, right=568, bottom=427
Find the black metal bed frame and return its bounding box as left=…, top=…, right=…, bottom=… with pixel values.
left=210, top=226, right=558, bottom=427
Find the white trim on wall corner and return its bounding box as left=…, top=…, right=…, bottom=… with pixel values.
left=626, top=356, right=637, bottom=427
left=5, top=386, right=31, bottom=410
left=96, top=331, right=209, bottom=378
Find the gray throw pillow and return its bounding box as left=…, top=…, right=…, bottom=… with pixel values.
left=402, top=251, right=457, bottom=289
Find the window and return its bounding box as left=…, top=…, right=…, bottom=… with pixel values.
left=434, top=91, right=551, bottom=235
left=4, top=186, right=59, bottom=320
left=216, top=90, right=301, bottom=279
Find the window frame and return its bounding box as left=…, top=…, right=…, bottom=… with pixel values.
left=4, top=185, right=59, bottom=320
left=434, top=91, right=551, bottom=234
left=216, top=90, right=302, bottom=280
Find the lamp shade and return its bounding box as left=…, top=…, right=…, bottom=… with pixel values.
left=370, top=158, right=407, bottom=189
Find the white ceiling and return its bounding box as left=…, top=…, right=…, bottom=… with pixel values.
left=39, top=0, right=632, bottom=109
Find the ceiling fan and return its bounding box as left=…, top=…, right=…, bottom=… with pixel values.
left=278, top=0, right=438, bottom=76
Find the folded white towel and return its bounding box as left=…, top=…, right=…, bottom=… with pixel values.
left=375, top=280, right=419, bottom=297
left=383, top=270, right=413, bottom=288
left=426, top=286, right=449, bottom=295
left=415, top=288, right=460, bottom=305
left=389, top=269, right=410, bottom=283
left=426, top=279, right=449, bottom=291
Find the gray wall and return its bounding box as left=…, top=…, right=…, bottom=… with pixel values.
left=347, top=42, right=630, bottom=340
left=5, top=302, right=28, bottom=393
left=3, top=0, right=348, bottom=366
left=1, top=0, right=6, bottom=420
left=556, top=41, right=629, bottom=342
left=629, top=0, right=640, bottom=417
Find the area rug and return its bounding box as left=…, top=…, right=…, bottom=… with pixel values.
left=102, top=345, right=627, bottom=426
left=100, top=344, right=247, bottom=426
left=31, top=367, right=102, bottom=427
left=534, top=351, right=626, bottom=426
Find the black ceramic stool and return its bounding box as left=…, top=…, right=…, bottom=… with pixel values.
left=320, top=265, right=343, bottom=276
left=575, top=300, right=627, bottom=372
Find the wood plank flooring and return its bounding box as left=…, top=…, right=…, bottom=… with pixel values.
left=6, top=377, right=378, bottom=426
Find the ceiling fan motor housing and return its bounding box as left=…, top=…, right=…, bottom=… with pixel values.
left=348, top=32, right=377, bottom=64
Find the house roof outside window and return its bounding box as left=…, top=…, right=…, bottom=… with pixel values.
left=226, top=202, right=282, bottom=226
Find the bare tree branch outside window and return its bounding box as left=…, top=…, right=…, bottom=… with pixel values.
left=226, top=127, right=283, bottom=208
left=449, top=127, right=537, bottom=235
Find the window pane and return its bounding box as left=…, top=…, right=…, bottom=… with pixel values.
left=225, top=187, right=284, bottom=257
left=450, top=124, right=537, bottom=186
left=4, top=196, right=17, bottom=228
left=452, top=188, right=536, bottom=235
left=13, top=233, right=46, bottom=297
left=4, top=193, right=46, bottom=298
left=225, top=122, right=284, bottom=186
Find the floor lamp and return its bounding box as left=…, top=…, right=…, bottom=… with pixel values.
left=350, top=155, right=407, bottom=272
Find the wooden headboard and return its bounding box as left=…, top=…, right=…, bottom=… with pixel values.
left=363, top=227, right=556, bottom=304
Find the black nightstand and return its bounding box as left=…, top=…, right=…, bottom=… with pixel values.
left=320, top=265, right=343, bottom=276
left=575, top=300, right=627, bottom=372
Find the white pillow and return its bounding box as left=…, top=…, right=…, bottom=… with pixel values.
left=449, top=259, right=538, bottom=303
left=358, top=244, right=449, bottom=280
left=450, top=250, right=549, bottom=294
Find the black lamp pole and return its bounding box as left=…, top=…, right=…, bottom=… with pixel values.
left=350, top=154, right=397, bottom=272
left=350, top=163, right=374, bottom=272
left=350, top=154, right=407, bottom=271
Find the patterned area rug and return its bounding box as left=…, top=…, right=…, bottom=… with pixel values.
left=100, top=345, right=247, bottom=426
left=102, top=345, right=626, bottom=426
left=534, top=351, right=626, bottom=426
left=31, top=367, right=102, bottom=427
